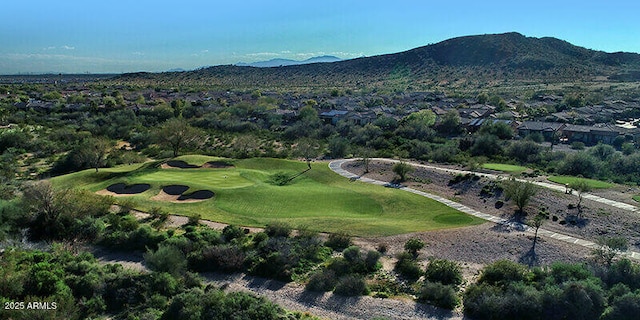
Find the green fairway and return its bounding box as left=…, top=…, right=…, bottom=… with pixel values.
left=482, top=163, right=528, bottom=173
left=51, top=156, right=484, bottom=236
left=547, top=176, right=614, bottom=189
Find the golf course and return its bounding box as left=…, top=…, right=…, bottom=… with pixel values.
left=51, top=155, right=483, bottom=236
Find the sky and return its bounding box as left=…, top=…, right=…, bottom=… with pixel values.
left=1, top=0, right=639, bottom=74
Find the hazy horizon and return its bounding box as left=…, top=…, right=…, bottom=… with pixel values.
left=2, top=0, right=640, bottom=74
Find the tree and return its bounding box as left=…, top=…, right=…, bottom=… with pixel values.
left=502, top=178, right=538, bottom=214
left=154, top=118, right=208, bottom=157
left=569, top=179, right=592, bottom=216
left=527, top=210, right=548, bottom=253
left=392, top=160, right=414, bottom=182
left=592, top=236, right=628, bottom=266
left=436, top=109, right=463, bottom=135
left=295, top=138, right=322, bottom=169
left=76, top=137, right=112, bottom=172
left=356, top=146, right=374, bottom=173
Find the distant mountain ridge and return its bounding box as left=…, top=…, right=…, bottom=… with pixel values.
left=116, top=32, right=640, bottom=88
left=235, top=55, right=342, bottom=68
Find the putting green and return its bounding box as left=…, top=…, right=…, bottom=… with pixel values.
left=51, top=156, right=484, bottom=236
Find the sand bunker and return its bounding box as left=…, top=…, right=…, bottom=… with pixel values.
left=161, top=160, right=234, bottom=169
left=163, top=160, right=200, bottom=169
left=151, top=184, right=214, bottom=203
left=97, top=183, right=150, bottom=196
left=202, top=161, right=234, bottom=168
left=162, top=184, right=190, bottom=195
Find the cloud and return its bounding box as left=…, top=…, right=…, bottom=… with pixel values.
left=132, top=51, right=145, bottom=56
left=43, top=45, right=76, bottom=51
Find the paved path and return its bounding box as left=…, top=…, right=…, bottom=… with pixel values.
left=329, top=159, right=640, bottom=261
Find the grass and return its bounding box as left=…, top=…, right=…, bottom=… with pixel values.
left=547, top=176, right=615, bottom=189
left=50, top=156, right=484, bottom=237
left=482, top=163, right=528, bottom=173
left=633, top=195, right=640, bottom=203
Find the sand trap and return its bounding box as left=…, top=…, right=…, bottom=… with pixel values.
left=202, top=161, right=234, bottom=168
left=161, top=160, right=235, bottom=169
left=162, top=184, right=190, bottom=195
left=96, top=183, right=150, bottom=197
left=163, top=160, right=200, bottom=169
left=178, top=190, right=214, bottom=201
left=151, top=184, right=214, bottom=203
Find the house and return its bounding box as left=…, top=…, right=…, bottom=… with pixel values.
left=347, top=111, right=377, bottom=125
left=563, top=124, right=622, bottom=145
left=319, top=110, right=349, bottom=125
left=517, top=121, right=566, bottom=140
left=466, top=119, right=518, bottom=133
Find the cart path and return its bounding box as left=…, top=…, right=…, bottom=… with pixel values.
left=329, top=159, right=640, bottom=261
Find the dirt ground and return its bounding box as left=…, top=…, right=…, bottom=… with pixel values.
left=345, top=160, right=640, bottom=253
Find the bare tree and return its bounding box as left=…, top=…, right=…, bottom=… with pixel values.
left=527, top=210, right=547, bottom=253
left=569, top=179, right=592, bottom=216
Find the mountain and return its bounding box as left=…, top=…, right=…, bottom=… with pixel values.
left=116, top=32, right=640, bottom=89
left=235, top=55, right=342, bottom=68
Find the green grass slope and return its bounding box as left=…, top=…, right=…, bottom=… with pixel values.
left=547, top=175, right=614, bottom=189
left=51, top=156, right=483, bottom=236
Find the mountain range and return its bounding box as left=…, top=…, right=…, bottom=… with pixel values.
left=117, top=32, right=640, bottom=88
left=235, top=55, right=342, bottom=68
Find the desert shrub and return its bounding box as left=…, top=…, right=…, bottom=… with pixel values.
left=268, top=172, right=291, bottom=186
left=463, top=282, right=543, bottom=320
left=424, top=259, right=463, bottom=287
left=188, top=244, right=246, bottom=273
left=333, top=274, right=368, bottom=296
left=395, top=252, right=423, bottom=282
left=478, top=259, right=529, bottom=287
left=144, top=245, right=187, bottom=276
left=325, top=232, right=352, bottom=251
left=571, top=141, right=585, bottom=150
left=252, top=231, right=269, bottom=244
left=222, top=224, right=246, bottom=242
left=404, top=238, right=425, bottom=257
left=327, top=257, right=352, bottom=276
left=264, top=221, right=292, bottom=238
left=306, top=270, right=337, bottom=292
left=187, top=213, right=201, bottom=226
left=249, top=251, right=293, bottom=282
left=601, top=292, right=640, bottom=320
left=418, top=281, right=460, bottom=309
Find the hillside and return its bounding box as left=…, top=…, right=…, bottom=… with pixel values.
left=113, top=32, right=640, bottom=89
left=235, top=55, right=342, bottom=68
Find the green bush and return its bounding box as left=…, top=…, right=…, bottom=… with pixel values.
left=222, top=224, right=246, bottom=242
left=325, top=232, right=352, bottom=251
left=394, top=252, right=423, bottom=281
left=424, top=259, right=463, bottom=287
left=268, top=172, right=291, bottom=186
left=404, top=238, right=425, bottom=257
left=144, top=245, right=187, bottom=276
left=418, top=281, right=460, bottom=309
left=334, top=275, right=369, bottom=296
left=479, top=259, right=529, bottom=287
left=306, top=270, right=337, bottom=292
left=265, top=221, right=292, bottom=238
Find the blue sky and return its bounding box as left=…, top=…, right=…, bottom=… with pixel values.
left=1, top=0, right=639, bottom=74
